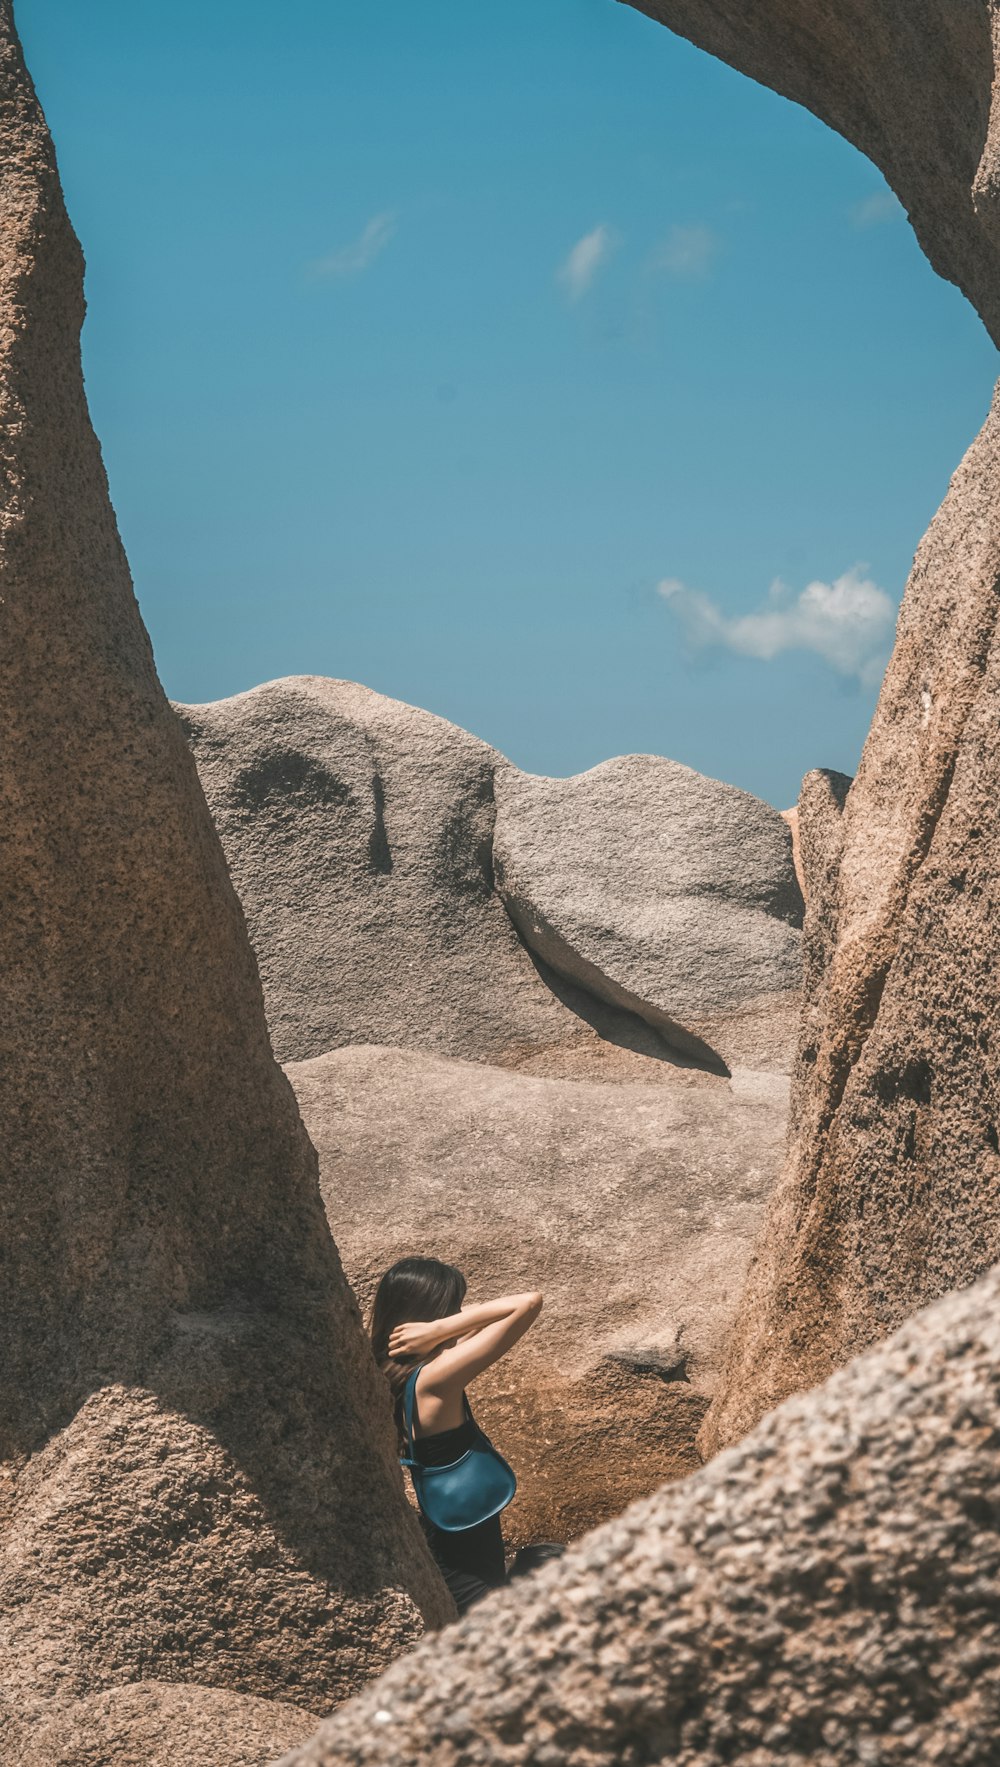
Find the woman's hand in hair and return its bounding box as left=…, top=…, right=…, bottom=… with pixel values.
left=388, top=1318, right=452, bottom=1361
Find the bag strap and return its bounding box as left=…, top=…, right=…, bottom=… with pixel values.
left=401, top=1371, right=479, bottom=1465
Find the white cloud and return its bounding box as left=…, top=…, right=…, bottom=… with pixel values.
left=311, top=211, right=397, bottom=279
left=653, top=223, right=720, bottom=279
left=850, top=189, right=903, bottom=228
left=658, top=567, right=896, bottom=687
left=558, top=224, right=617, bottom=300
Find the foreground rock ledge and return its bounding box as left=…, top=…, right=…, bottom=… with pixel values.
left=281, top=1265, right=1000, bottom=1767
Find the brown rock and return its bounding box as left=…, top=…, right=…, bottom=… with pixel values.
left=178, top=678, right=586, bottom=1069
left=16, top=1682, right=316, bottom=1767
left=704, top=402, right=1000, bottom=1448
left=288, top=1045, right=788, bottom=1543
left=0, top=0, right=448, bottom=1741
left=181, top=677, right=801, bottom=1078
left=494, top=756, right=801, bottom=1072
left=279, top=1264, right=1000, bottom=1767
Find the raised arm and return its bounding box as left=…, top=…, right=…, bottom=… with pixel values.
left=389, top=1291, right=543, bottom=1394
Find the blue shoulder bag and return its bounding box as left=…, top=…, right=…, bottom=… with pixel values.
left=400, top=1367, right=517, bottom=1532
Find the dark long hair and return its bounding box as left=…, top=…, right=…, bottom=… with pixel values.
left=369, top=1256, right=467, bottom=1411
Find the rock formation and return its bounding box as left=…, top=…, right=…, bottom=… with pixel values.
left=281, top=1263, right=1000, bottom=1767
left=180, top=676, right=802, bottom=1077
left=183, top=676, right=801, bottom=1531
left=494, top=757, right=801, bottom=1071
left=0, top=0, right=449, bottom=1745
left=617, top=0, right=1000, bottom=1454
left=288, top=1044, right=787, bottom=1542
left=16, top=1684, right=316, bottom=1767
left=179, top=678, right=585, bottom=1070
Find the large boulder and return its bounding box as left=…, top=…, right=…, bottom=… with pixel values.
left=494, top=757, right=802, bottom=1072
left=281, top=1263, right=1000, bottom=1767
left=0, top=1, right=449, bottom=1744
left=181, top=677, right=802, bottom=1078
left=179, top=678, right=589, bottom=1069
left=619, top=0, right=1000, bottom=1453
left=288, top=1045, right=788, bottom=1542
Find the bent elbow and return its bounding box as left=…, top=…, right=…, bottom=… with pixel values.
left=524, top=1290, right=544, bottom=1316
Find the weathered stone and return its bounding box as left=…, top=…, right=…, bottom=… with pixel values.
left=183, top=677, right=801, bottom=1076
left=179, top=676, right=567, bottom=1069
left=280, top=1266, right=1000, bottom=1767
left=288, top=1044, right=788, bottom=1542
left=704, top=402, right=1000, bottom=1447
left=0, top=1, right=449, bottom=1743
left=493, top=756, right=802, bottom=1072
left=16, top=1682, right=316, bottom=1767
left=183, top=675, right=803, bottom=1078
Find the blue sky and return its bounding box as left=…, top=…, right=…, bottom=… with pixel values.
left=19, top=0, right=999, bottom=806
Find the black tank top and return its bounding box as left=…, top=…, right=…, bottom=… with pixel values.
left=408, top=1379, right=506, bottom=1595
left=413, top=1416, right=477, bottom=1466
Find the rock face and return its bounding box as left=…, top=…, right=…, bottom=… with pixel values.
left=704, top=397, right=1000, bottom=1448
left=184, top=678, right=801, bottom=1533
left=624, top=0, right=1000, bottom=351
left=0, top=1, right=449, bottom=1743
left=181, top=677, right=801, bottom=1077
left=620, top=0, right=1000, bottom=1453
left=179, top=677, right=584, bottom=1069
left=494, top=757, right=802, bottom=1072
left=16, top=1683, right=316, bottom=1767
left=288, top=1045, right=787, bottom=1543
left=281, top=1264, right=1000, bottom=1767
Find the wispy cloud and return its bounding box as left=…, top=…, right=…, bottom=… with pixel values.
left=653, top=223, right=721, bottom=280
left=850, top=189, right=903, bottom=229
left=659, top=567, right=896, bottom=687
left=558, top=224, right=617, bottom=300
left=311, top=211, right=397, bottom=280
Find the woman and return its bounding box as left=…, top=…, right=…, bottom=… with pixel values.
left=370, top=1256, right=543, bottom=1613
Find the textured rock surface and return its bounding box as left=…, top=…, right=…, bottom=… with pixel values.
left=16, top=1682, right=316, bottom=1767
left=624, top=0, right=1000, bottom=350
left=0, top=1, right=448, bottom=1742
left=703, top=398, right=1000, bottom=1448
left=289, top=1045, right=787, bottom=1542
left=494, top=757, right=801, bottom=1071
left=282, top=1265, right=1000, bottom=1767
left=179, top=677, right=582, bottom=1069
left=181, top=677, right=802, bottom=1077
